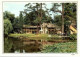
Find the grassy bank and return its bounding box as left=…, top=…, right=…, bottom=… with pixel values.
left=41, top=42, right=77, bottom=53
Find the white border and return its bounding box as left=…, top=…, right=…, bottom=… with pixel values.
left=0, top=0, right=80, bottom=57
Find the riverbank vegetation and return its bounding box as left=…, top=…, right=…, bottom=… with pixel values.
left=41, top=42, right=77, bottom=53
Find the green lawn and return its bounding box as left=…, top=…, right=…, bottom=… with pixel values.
left=41, top=42, right=77, bottom=53
left=9, top=33, right=50, bottom=40
left=9, top=33, right=35, bottom=38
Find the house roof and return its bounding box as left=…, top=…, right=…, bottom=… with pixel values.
left=23, top=25, right=40, bottom=29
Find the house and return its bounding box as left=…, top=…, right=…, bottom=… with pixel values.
left=40, top=23, right=56, bottom=34
left=23, top=23, right=61, bottom=34
left=23, top=25, right=40, bottom=34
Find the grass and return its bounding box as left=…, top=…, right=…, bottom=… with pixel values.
left=41, top=42, right=77, bottom=53
left=8, top=33, right=71, bottom=41
left=9, top=33, right=49, bottom=37
left=9, top=33, right=35, bottom=38
left=9, top=33, right=49, bottom=40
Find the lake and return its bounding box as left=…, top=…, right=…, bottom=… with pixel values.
left=4, top=37, right=71, bottom=53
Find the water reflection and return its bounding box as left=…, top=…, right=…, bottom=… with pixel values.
left=4, top=37, right=41, bottom=53
left=4, top=37, right=71, bottom=53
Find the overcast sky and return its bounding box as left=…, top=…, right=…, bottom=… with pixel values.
left=3, top=2, right=61, bottom=19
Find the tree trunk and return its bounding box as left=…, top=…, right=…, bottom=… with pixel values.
left=62, top=3, right=64, bottom=36
left=36, top=3, right=39, bottom=34
left=40, top=3, right=42, bottom=25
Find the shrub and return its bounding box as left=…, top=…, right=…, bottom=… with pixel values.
left=4, top=19, right=13, bottom=35
left=69, top=33, right=77, bottom=40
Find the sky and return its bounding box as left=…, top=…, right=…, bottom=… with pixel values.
left=3, top=2, right=61, bottom=19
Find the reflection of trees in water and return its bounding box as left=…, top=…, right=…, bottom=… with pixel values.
left=4, top=37, right=22, bottom=53
left=4, top=37, right=13, bottom=53
left=4, top=37, right=41, bottom=53
left=22, top=43, right=41, bottom=52
left=13, top=39, right=41, bottom=53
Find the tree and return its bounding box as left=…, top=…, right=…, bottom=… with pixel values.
left=24, top=3, right=38, bottom=25
left=3, top=11, right=15, bottom=33
left=64, top=3, right=76, bottom=35
left=54, top=15, right=62, bottom=27
left=4, top=19, right=13, bottom=36
left=62, top=3, right=64, bottom=35
left=12, top=11, right=24, bottom=33
left=19, top=11, right=24, bottom=31
left=53, top=3, right=76, bottom=35
left=23, top=13, right=30, bottom=25
left=50, top=3, right=64, bottom=35
left=54, top=15, right=70, bottom=35
left=64, top=3, right=76, bottom=25
left=13, top=17, right=20, bottom=32
left=3, top=11, right=15, bottom=24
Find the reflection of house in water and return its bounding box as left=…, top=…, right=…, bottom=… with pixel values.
left=23, top=23, right=61, bottom=34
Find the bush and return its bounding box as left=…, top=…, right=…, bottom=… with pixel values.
left=69, top=33, right=77, bottom=40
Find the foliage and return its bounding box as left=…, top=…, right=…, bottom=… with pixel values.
left=19, top=11, right=24, bottom=29
left=34, top=17, right=40, bottom=25
left=3, top=11, right=15, bottom=24
left=4, top=19, right=13, bottom=35
left=50, top=3, right=61, bottom=14
left=69, top=33, right=77, bottom=40
left=41, top=42, right=77, bottom=53
left=4, top=38, right=13, bottom=53
left=13, top=17, right=22, bottom=32
left=64, top=3, right=76, bottom=23
left=24, top=3, right=53, bottom=26
left=52, top=3, right=76, bottom=35
left=54, top=15, right=62, bottom=27
left=13, top=12, right=24, bottom=33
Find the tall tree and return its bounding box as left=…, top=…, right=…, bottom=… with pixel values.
left=64, top=3, right=76, bottom=25
left=13, top=17, right=20, bottom=32
left=62, top=3, right=64, bottom=35
left=19, top=11, right=24, bottom=32
left=64, top=3, right=76, bottom=35
left=50, top=3, right=65, bottom=35
left=3, top=11, right=14, bottom=33
left=24, top=3, right=53, bottom=27
left=53, top=3, right=76, bottom=35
